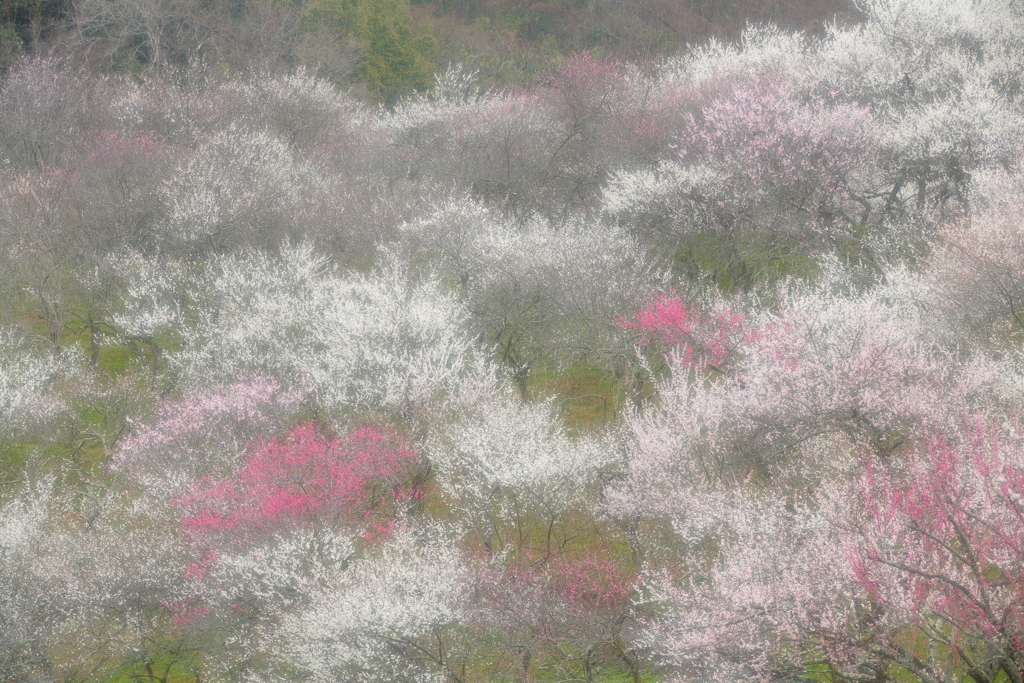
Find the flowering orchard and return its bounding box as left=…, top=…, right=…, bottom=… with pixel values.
left=3, top=1, right=1024, bottom=682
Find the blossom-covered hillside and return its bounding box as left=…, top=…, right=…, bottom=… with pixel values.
left=3, top=1, right=1024, bottom=681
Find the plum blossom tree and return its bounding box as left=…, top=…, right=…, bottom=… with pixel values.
left=604, top=270, right=1007, bottom=622
left=428, top=395, right=614, bottom=550
left=638, top=416, right=1024, bottom=683
left=369, top=53, right=681, bottom=222
left=603, top=75, right=881, bottom=236
left=160, top=421, right=421, bottom=682
left=0, top=480, right=58, bottom=682
left=633, top=469, right=865, bottom=682
left=281, top=524, right=470, bottom=683
left=0, top=328, right=75, bottom=450
left=0, top=86, right=173, bottom=359
left=0, top=167, right=105, bottom=353
left=815, top=0, right=1024, bottom=214
left=423, top=389, right=639, bottom=681
left=370, top=84, right=561, bottom=219
left=0, top=57, right=92, bottom=171
left=219, top=69, right=362, bottom=152
left=616, top=293, right=751, bottom=375
left=0, top=480, right=199, bottom=683
left=466, top=543, right=639, bottom=683
left=601, top=0, right=1024, bottom=251
left=525, top=52, right=633, bottom=219
left=850, top=421, right=1024, bottom=683
left=403, top=196, right=659, bottom=394
left=926, top=170, right=1024, bottom=348
left=175, top=421, right=419, bottom=549
left=61, top=128, right=167, bottom=251
left=111, top=375, right=305, bottom=497
left=111, top=244, right=496, bottom=426
left=159, top=126, right=306, bottom=252
left=605, top=264, right=1024, bottom=681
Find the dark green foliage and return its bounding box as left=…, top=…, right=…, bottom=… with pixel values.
left=0, top=23, right=21, bottom=69
left=303, top=0, right=359, bottom=35
left=358, top=0, right=435, bottom=103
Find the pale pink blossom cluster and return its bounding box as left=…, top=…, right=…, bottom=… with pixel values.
left=111, top=375, right=305, bottom=495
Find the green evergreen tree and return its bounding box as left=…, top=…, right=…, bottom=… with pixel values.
left=358, top=0, right=434, bottom=104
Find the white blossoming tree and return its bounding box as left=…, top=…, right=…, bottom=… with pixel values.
left=111, top=243, right=497, bottom=427
left=282, top=526, right=470, bottom=683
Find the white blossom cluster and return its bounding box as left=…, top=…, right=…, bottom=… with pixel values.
left=429, top=396, right=614, bottom=530
left=606, top=0, right=1024, bottom=235
left=206, top=528, right=356, bottom=616
left=404, top=196, right=660, bottom=367
left=0, top=328, right=75, bottom=440
left=282, top=526, right=468, bottom=683
left=0, top=486, right=194, bottom=682
left=114, top=243, right=495, bottom=420
left=161, top=126, right=305, bottom=246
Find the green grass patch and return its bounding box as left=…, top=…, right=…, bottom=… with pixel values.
left=96, top=344, right=136, bottom=375
left=1, top=441, right=35, bottom=489
left=526, top=363, right=626, bottom=431
left=102, top=650, right=204, bottom=683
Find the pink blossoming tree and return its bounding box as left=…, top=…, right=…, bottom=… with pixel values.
left=617, top=293, right=752, bottom=375
left=851, top=421, right=1024, bottom=683
left=176, top=421, right=420, bottom=550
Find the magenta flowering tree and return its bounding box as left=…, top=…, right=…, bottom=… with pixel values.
left=617, top=293, right=752, bottom=375
left=175, top=421, right=420, bottom=550
left=850, top=420, right=1024, bottom=683
left=161, top=421, right=422, bottom=681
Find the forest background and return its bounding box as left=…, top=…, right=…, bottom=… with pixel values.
left=0, top=0, right=856, bottom=99
left=5, top=0, right=1024, bottom=682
